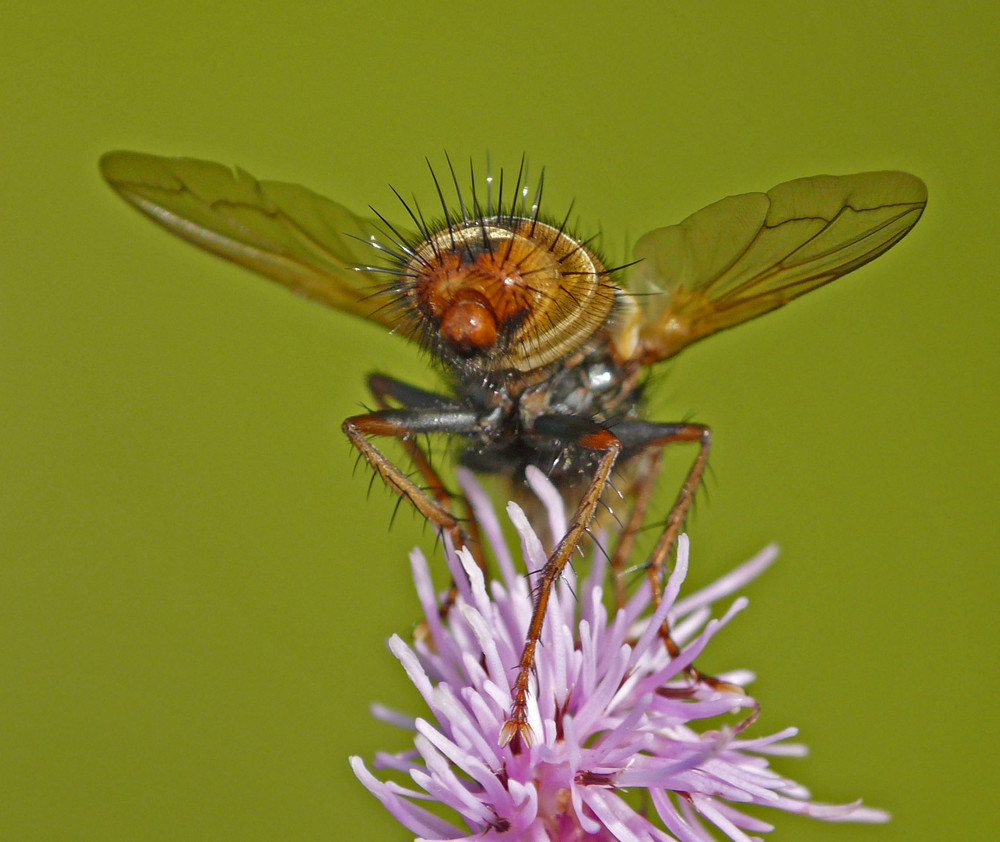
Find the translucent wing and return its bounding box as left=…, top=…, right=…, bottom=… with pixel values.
left=630, top=171, right=927, bottom=362
left=100, top=151, right=407, bottom=331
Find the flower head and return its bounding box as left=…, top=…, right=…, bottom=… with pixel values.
left=352, top=467, right=887, bottom=841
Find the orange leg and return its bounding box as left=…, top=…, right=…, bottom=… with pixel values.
left=644, top=424, right=711, bottom=616
left=341, top=407, right=479, bottom=555
left=365, top=375, right=485, bottom=571
left=501, top=426, right=622, bottom=750
left=640, top=425, right=742, bottom=694
left=608, top=446, right=665, bottom=608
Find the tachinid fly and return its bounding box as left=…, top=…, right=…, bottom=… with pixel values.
left=100, top=152, right=927, bottom=746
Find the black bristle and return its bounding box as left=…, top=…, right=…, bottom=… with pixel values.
left=426, top=157, right=456, bottom=252
left=444, top=151, right=468, bottom=225
left=508, top=154, right=526, bottom=225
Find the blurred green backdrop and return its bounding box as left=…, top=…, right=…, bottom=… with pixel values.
left=3, top=2, right=998, bottom=839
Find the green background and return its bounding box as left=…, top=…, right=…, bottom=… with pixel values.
left=4, top=2, right=997, bottom=839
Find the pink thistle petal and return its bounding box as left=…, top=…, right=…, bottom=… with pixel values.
left=454, top=467, right=518, bottom=585
left=672, top=545, right=779, bottom=618
left=350, top=756, right=463, bottom=839
left=525, top=464, right=568, bottom=546
left=354, top=472, right=889, bottom=840
left=370, top=701, right=416, bottom=730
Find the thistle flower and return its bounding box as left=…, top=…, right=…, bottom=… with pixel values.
left=352, top=467, right=887, bottom=841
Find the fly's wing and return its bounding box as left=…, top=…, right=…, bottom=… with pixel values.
left=630, top=171, right=927, bottom=362
left=100, top=151, right=408, bottom=332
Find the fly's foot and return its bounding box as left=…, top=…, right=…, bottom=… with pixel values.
left=499, top=697, right=534, bottom=752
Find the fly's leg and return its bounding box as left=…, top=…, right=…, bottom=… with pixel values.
left=608, top=446, right=664, bottom=608
left=644, top=424, right=711, bottom=623
left=366, top=374, right=486, bottom=572
left=500, top=421, right=622, bottom=751
left=609, top=421, right=741, bottom=694
left=341, top=405, right=480, bottom=556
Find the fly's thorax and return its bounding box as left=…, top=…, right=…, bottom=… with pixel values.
left=401, top=217, right=619, bottom=374
left=519, top=349, right=644, bottom=427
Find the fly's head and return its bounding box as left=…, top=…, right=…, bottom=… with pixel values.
left=369, top=163, right=623, bottom=386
